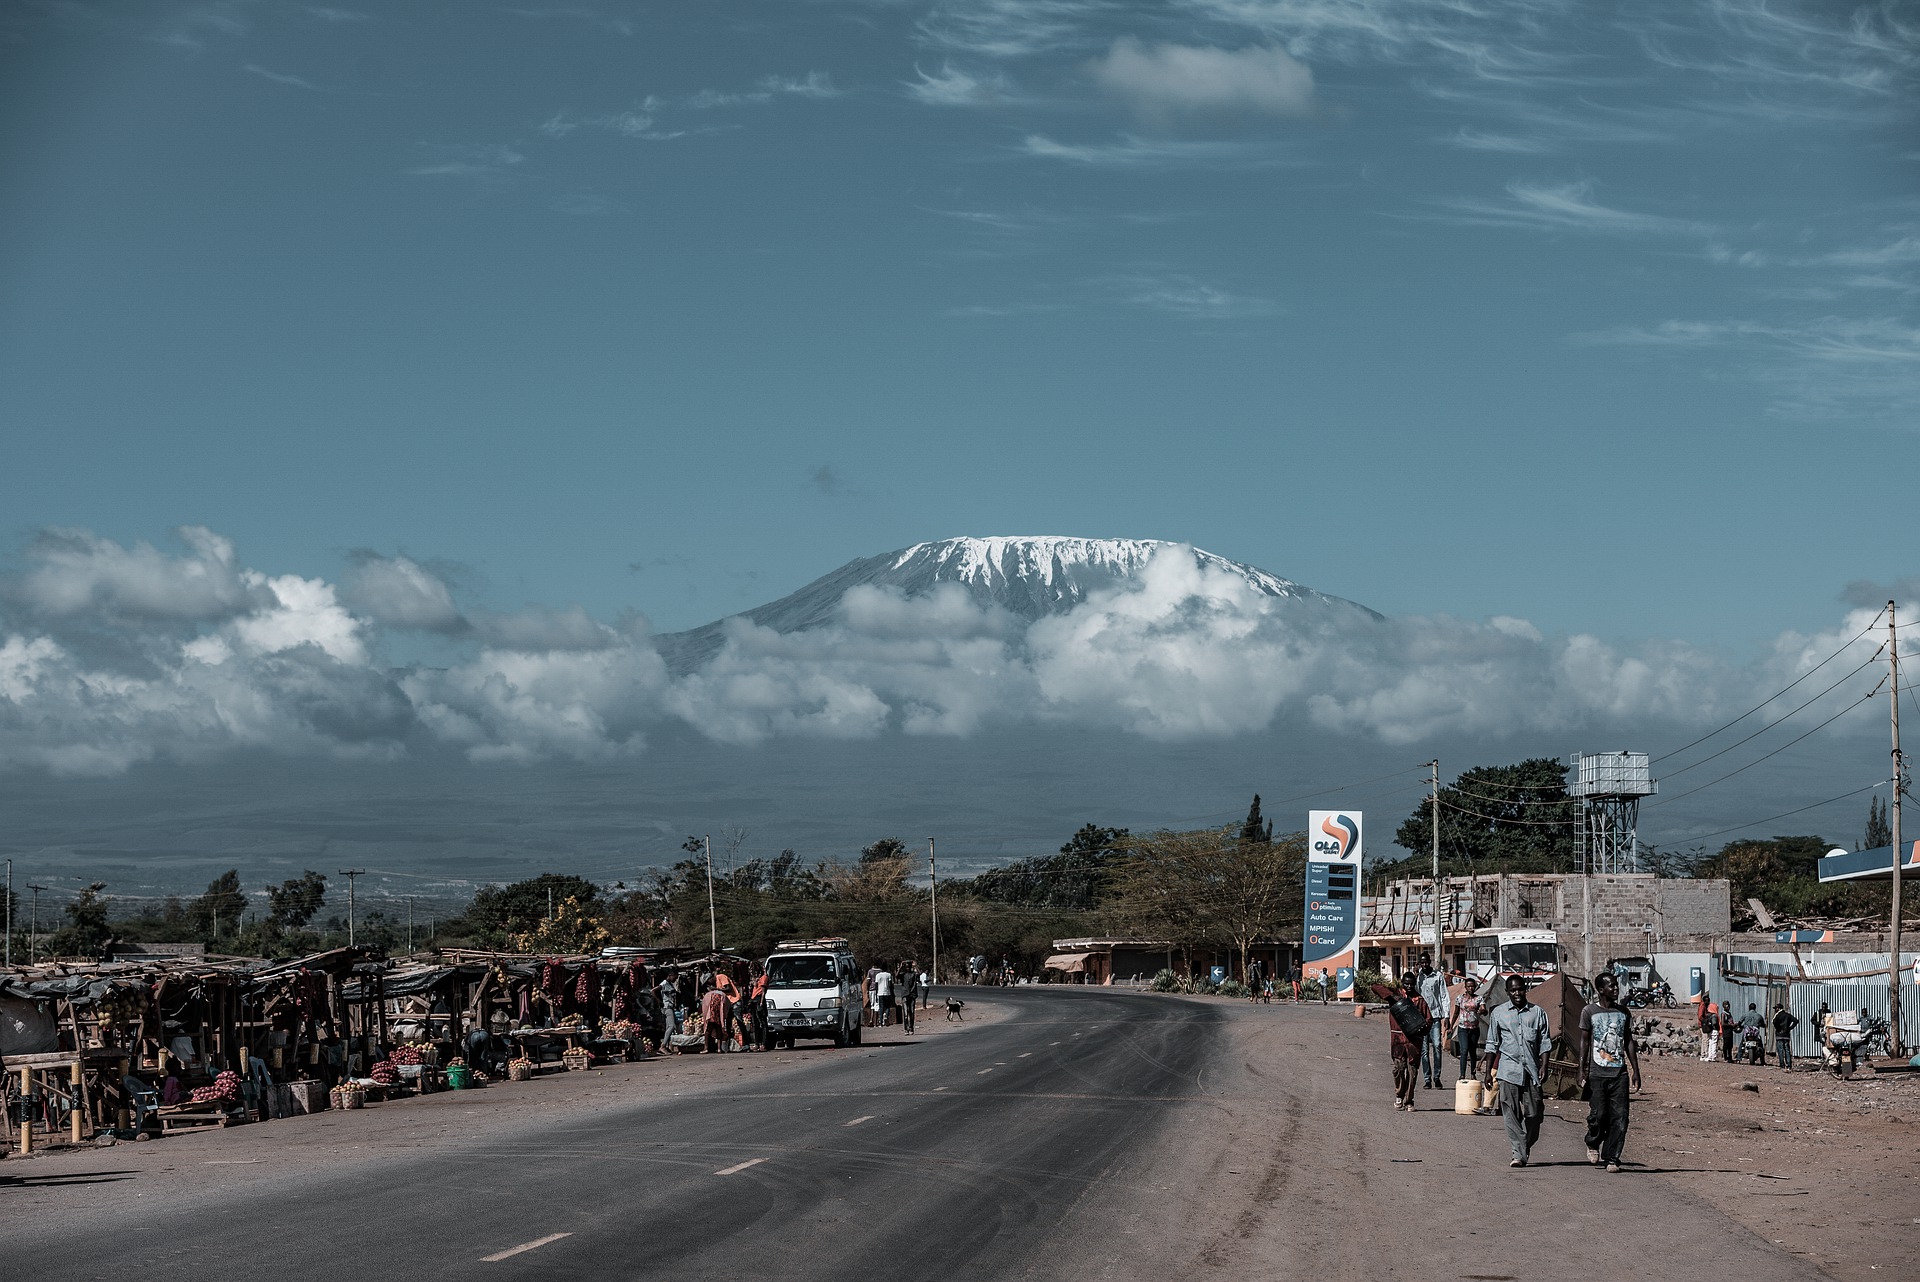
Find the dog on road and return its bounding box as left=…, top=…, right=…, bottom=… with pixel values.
left=945, top=997, right=965, bottom=1021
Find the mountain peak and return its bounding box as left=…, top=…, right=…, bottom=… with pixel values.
left=656, top=536, right=1374, bottom=673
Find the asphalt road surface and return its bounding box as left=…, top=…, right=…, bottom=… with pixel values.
left=9, top=988, right=1826, bottom=1280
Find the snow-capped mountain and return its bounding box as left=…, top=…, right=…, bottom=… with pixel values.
left=657, top=536, right=1377, bottom=673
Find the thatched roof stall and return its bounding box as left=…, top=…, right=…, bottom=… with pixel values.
left=2, top=957, right=259, bottom=1149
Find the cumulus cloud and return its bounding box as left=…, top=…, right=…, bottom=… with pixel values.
left=342, top=553, right=466, bottom=633
left=1090, top=39, right=1315, bottom=121
left=0, top=527, right=1902, bottom=776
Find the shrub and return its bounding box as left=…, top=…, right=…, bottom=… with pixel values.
left=1216, top=979, right=1248, bottom=998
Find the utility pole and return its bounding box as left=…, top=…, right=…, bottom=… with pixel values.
left=704, top=834, right=716, bottom=951
left=4, top=859, right=11, bottom=967
left=1428, top=760, right=1442, bottom=970
left=928, top=837, right=941, bottom=986
left=407, top=897, right=415, bottom=953
left=27, top=883, right=45, bottom=963
left=1889, top=602, right=1906, bottom=1057
left=339, top=869, right=366, bottom=948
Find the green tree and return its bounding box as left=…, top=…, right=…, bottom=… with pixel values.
left=193, top=871, right=248, bottom=942
left=267, top=871, right=328, bottom=929
left=1698, top=834, right=1887, bottom=928
left=48, top=882, right=112, bottom=959
left=963, top=823, right=1129, bottom=911
left=1238, top=795, right=1273, bottom=846
left=467, top=874, right=601, bottom=947
left=1864, top=795, right=1892, bottom=850
left=1104, top=825, right=1303, bottom=977
left=1384, top=758, right=1577, bottom=877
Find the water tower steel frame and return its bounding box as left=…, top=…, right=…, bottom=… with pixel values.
left=1569, top=751, right=1657, bottom=874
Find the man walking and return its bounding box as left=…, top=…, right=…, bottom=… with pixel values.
left=1370, top=973, right=1430, bottom=1112
left=1482, top=974, right=1552, bottom=1167
left=1419, top=962, right=1451, bottom=1089
left=1579, top=971, right=1641, bottom=1173
left=1771, top=1005, right=1799, bottom=1070
left=873, top=965, right=895, bottom=1027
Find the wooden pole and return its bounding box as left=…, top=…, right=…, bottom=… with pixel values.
left=1889, top=601, right=1906, bottom=1058
left=18, top=1067, right=32, bottom=1155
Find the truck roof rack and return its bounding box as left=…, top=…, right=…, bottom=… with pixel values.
left=773, top=938, right=851, bottom=952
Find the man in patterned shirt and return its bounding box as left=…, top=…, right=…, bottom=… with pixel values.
left=1580, top=971, right=1642, bottom=1172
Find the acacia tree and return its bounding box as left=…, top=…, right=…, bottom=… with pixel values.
left=1104, top=825, right=1302, bottom=978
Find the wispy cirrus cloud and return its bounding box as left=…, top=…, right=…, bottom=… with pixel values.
left=407, top=142, right=527, bottom=178
left=1108, top=272, right=1281, bottom=320
left=1576, top=315, right=1920, bottom=419
left=243, top=63, right=319, bottom=90
left=1436, top=179, right=1708, bottom=237
left=1019, top=133, right=1288, bottom=167
left=906, top=64, right=1023, bottom=107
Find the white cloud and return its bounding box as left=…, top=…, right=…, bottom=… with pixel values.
left=0, top=528, right=1906, bottom=775
left=1090, top=39, right=1315, bottom=119
left=12, top=526, right=259, bottom=621
left=343, top=554, right=465, bottom=633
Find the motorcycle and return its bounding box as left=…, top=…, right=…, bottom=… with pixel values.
left=1625, top=981, right=1677, bottom=1010
left=1736, top=1022, right=1768, bottom=1066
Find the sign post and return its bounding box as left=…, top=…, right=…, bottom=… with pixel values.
left=1303, top=810, right=1362, bottom=1000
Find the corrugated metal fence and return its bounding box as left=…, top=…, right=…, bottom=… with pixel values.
left=1706, top=953, right=1919, bottom=1059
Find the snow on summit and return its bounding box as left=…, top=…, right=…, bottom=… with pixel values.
left=656, top=536, right=1375, bottom=673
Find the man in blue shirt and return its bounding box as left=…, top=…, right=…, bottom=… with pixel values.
left=1481, top=974, right=1553, bottom=1167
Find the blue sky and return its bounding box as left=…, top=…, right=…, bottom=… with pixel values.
left=2, top=3, right=1919, bottom=896
left=4, top=1, right=1916, bottom=641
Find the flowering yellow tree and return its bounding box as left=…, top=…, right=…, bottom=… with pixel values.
left=511, top=895, right=611, bottom=954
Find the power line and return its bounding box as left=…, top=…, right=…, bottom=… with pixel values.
left=1652, top=607, right=1884, bottom=766
left=1656, top=648, right=1884, bottom=782
left=1649, top=689, right=1879, bottom=809
left=1677, top=781, right=1886, bottom=845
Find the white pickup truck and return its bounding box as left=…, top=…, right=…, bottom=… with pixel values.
left=761, top=938, right=864, bottom=1049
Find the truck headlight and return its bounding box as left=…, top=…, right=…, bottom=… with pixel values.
left=816, top=996, right=841, bottom=1009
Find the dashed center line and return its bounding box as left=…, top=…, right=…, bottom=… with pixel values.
left=482, top=1233, right=572, bottom=1262
left=845, top=1115, right=874, bottom=1127
left=1016, top=1053, right=1031, bottom=1058
left=714, top=1158, right=767, bottom=1176
left=977, top=1067, right=994, bottom=1075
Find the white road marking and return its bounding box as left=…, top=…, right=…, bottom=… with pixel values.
left=482, top=1233, right=572, bottom=1262
left=1017, top=1053, right=1031, bottom=1058
left=845, top=1115, right=874, bottom=1126
left=933, top=1086, right=948, bottom=1091
left=714, top=1158, right=767, bottom=1176
left=977, top=1067, right=994, bottom=1075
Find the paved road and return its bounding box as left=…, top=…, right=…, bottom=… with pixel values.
left=9, top=989, right=1825, bottom=1281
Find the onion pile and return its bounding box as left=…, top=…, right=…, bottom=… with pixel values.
left=188, top=1070, right=242, bottom=1104
left=369, top=1061, right=399, bottom=1086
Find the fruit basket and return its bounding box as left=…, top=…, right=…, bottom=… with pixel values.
left=507, top=1056, right=534, bottom=1082
left=562, top=1047, right=591, bottom=1072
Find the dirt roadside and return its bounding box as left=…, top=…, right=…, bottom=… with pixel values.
left=1146, top=994, right=1916, bottom=1282
left=1597, top=1018, right=1920, bottom=1281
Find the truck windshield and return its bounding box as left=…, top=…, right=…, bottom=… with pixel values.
left=1501, top=942, right=1558, bottom=970
left=768, top=956, right=836, bottom=989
